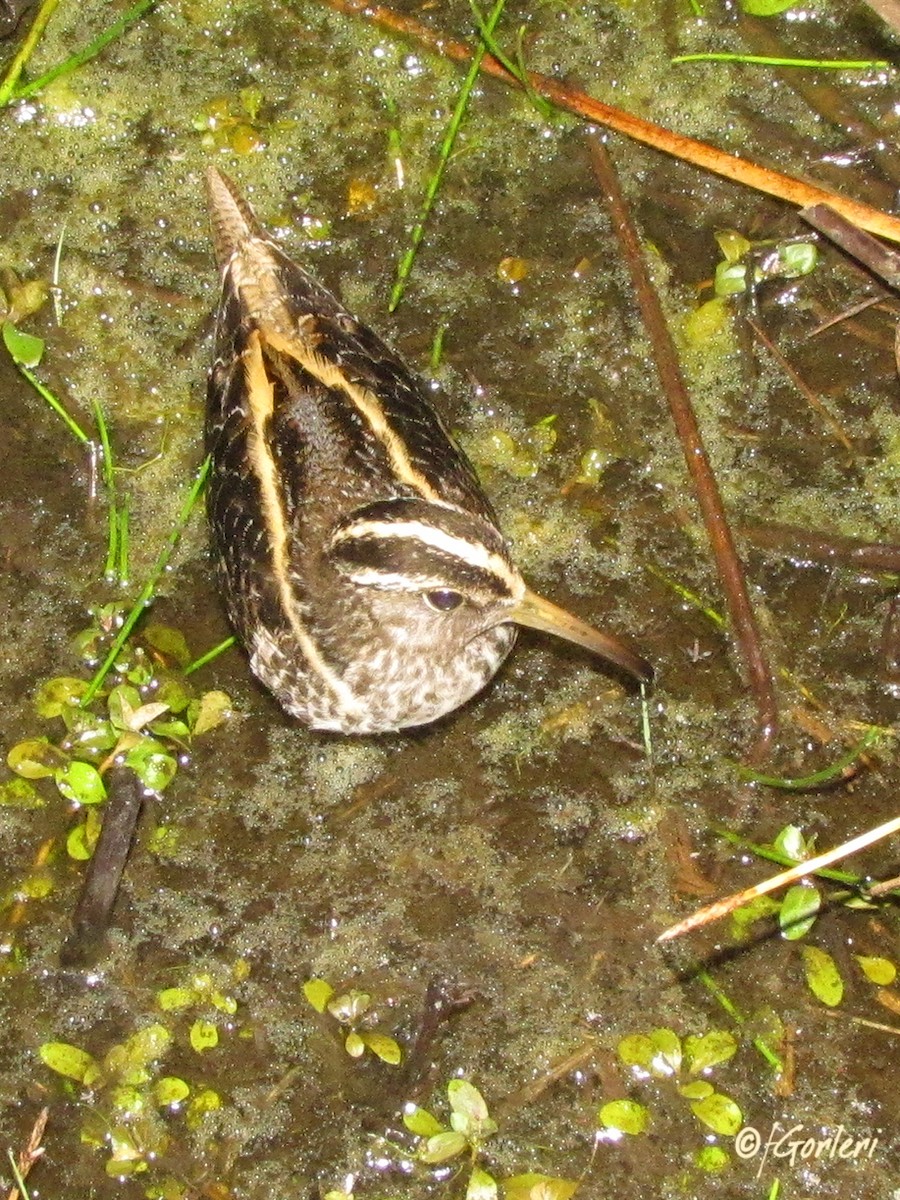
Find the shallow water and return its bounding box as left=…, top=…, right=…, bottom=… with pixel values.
left=1, top=1, right=899, bottom=1197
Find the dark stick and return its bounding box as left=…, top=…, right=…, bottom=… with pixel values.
left=59, top=766, right=144, bottom=966
left=588, top=136, right=779, bottom=761
left=801, top=204, right=900, bottom=292
left=741, top=523, right=900, bottom=572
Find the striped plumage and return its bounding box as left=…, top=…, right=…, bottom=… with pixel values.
left=204, top=167, right=650, bottom=733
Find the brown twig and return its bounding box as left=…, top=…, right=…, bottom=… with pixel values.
left=801, top=203, right=900, bottom=291
left=740, top=523, right=900, bottom=572
left=745, top=317, right=857, bottom=458
left=589, top=136, right=778, bottom=760
left=5, top=1107, right=49, bottom=1200
left=317, top=0, right=900, bottom=244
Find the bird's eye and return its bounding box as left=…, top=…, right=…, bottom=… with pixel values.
left=423, top=589, right=464, bottom=612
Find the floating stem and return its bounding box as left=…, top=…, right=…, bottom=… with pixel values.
left=672, top=53, right=890, bottom=69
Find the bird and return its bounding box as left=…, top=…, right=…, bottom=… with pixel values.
left=204, top=166, right=651, bottom=734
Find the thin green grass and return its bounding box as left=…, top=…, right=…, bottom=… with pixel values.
left=2, top=332, right=91, bottom=444
left=81, top=456, right=211, bottom=706
left=733, top=727, right=882, bottom=790
left=469, top=1, right=553, bottom=120
left=710, top=825, right=882, bottom=889
left=183, top=635, right=237, bottom=677
left=5, top=0, right=158, bottom=106
left=695, top=970, right=784, bottom=1073
left=6, top=1148, right=32, bottom=1200
left=0, top=0, right=59, bottom=106
left=673, top=52, right=890, bottom=69
left=389, top=0, right=507, bottom=312
left=89, top=396, right=128, bottom=584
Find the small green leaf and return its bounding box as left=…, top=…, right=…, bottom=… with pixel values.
left=0, top=777, right=44, bottom=808
left=67, top=813, right=101, bottom=860
left=143, top=624, right=192, bottom=667
left=360, top=1031, right=402, bottom=1064
left=802, top=945, right=844, bottom=1007
left=55, top=760, right=106, bottom=806
left=779, top=883, right=820, bottom=940
left=327, top=990, right=370, bottom=1024
left=7, top=737, right=68, bottom=779
left=773, top=824, right=808, bottom=861
left=695, top=1145, right=730, bottom=1173
left=855, top=955, right=896, bottom=986
left=185, top=1087, right=221, bottom=1131
left=739, top=0, right=797, bottom=14
left=403, top=1104, right=445, bottom=1137
left=110, top=1084, right=146, bottom=1116
left=466, top=1167, right=498, bottom=1200
left=34, top=676, right=89, bottom=717
left=649, top=1028, right=682, bottom=1076
left=730, top=894, right=780, bottom=939
left=448, top=1079, right=490, bottom=1123
left=114, top=1023, right=171, bottom=1080
left=777, top=242, right=817, bottom=278
left=302, top=977, right=334, bottom=1013
left=154, top=1076, right=190, bottom=1105
left=210, top=989, right=237, bottom=1015
left=125, top=739, right=177, bottom=792
left=189, top=689, right=232, bottom=736
left=504, top=1175, right=580, bottom=1200
left=40, top=1041, right=97, bottom=1082
left=684, top=1030, right=738, bottom=1074
left=598, top=1098, right=650, bottom=1135
left=690, top=1090, right=743, bottom=1135
left=714, top=260, right=748, bottom=297
left=344, top=1030, right=366, bottom=1058
left=189, top=1020, right=219, bottom=1052
left=157, top=987, right=196, bottom=1012
left=125, top=702, right=171, bottom=732
left=3, top=321, right=45, bottom=367
left=418, top=1130, right=468, bottom=1163
left=714, top=229, right=752, bottom=264
left=616, top=1033, right=654, bottom=1070
left=678, top=1080, right=714, bottom=1100
left=108, top=685, right=144, bottom=731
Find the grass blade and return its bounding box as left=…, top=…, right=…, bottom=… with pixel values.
left=388, top=0, right=507, bottom=312
left=81, top=456, right=211, bottom=705
left=10, top=0, right=157, bottom=104
left=0, top=0, right=60, bottom=107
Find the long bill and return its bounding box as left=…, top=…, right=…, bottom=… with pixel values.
left=508, top=588, right=653, bottom=685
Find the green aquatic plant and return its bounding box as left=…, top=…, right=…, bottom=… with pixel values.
left=5, top=610, right=231, bottom=871
left=604, top=1025, right=742, bottom=1154
left=711, top=228, right=818, bottom=299
left=303, top=977, right=403, bottom=1064
left=401, top=1080, right=579, bottom=1199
